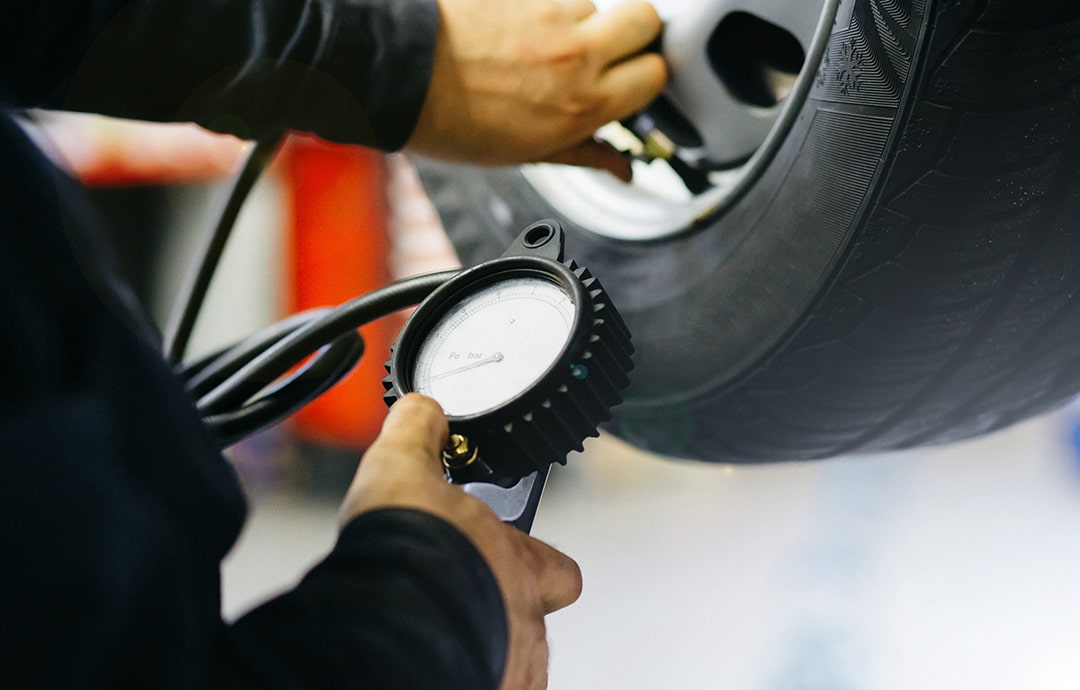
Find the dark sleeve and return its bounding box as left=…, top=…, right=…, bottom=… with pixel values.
left=217, top=509, right=509, bottom=690
left=0, top=0, right=439, bottom=149
left=0, top=114, right=251, bottom=688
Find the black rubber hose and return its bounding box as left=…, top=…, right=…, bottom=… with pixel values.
left=195, top=270, right=458, bottom=417
left=181, top=308, right=333, bottom=398
left=203, top=331, right=365, bottom=445
left=163, top=135, right=284, bottom=364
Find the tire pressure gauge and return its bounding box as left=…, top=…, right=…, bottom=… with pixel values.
left=383, top=221, right=633, bottom=530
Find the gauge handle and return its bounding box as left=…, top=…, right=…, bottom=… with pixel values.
left=464, top=466, right=549, bottom=534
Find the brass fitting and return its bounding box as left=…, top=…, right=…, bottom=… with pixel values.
left=443, top=433, right=479, bottom=470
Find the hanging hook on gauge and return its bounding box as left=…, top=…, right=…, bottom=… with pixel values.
left=383, top=220, right=634, bottom=533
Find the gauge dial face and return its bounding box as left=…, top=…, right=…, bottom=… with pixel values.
left=412, top=276, right=577, bottom=416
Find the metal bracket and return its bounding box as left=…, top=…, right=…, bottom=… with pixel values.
left=464, top=466, right=550, bottom=534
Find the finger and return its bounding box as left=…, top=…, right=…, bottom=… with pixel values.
left=360, top=393, right=449, bottom=479
left=594, top=51, right=668, bottom=122
left=521, top=536, right=583, bottom=613
left=578, top=0, right=663, bottom=67
left=553, top=0, right=596, bottom=21
left=545, top=138, right=634, bottom=183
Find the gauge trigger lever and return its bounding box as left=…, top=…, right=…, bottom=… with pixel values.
left=464, top=466, right=550, bottom=534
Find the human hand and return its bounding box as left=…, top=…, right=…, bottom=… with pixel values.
left=340, top=393, right=582, bottom=689
left=406, top=0, right=666, bottom=182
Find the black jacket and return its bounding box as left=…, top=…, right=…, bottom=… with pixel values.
left=0, top=1, right=507, bottom=687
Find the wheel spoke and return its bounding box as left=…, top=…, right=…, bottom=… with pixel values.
left=659, top=0, right=830, bottom=165
left=737, top=0, right=825, bottom=50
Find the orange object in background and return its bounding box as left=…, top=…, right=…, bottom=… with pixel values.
left=50, top=114, right=394, bottom=451
left=279, top=135, right=396, bottom=451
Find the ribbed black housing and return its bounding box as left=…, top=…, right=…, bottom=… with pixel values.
left=383, top=260, right=633, bottom=485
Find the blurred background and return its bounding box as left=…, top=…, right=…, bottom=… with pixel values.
left=39, top=114, right=1080, bottom=689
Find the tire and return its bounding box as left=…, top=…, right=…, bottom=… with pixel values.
left=416, top=0, right=1080, bottom=463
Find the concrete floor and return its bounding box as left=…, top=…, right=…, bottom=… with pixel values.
left=222, top=411, right=1080, bottom=690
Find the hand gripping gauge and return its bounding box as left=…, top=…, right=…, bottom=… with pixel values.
left=383, top=221, right=634, bottom=532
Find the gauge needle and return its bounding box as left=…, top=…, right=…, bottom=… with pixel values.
left=428, top=352, right=504, bottom=382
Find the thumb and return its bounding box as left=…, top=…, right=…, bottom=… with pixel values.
left=358, top=393, right=449, bottom=481
left=339, top=394, right=451, bottom=526
left=544, top=138, right=634, bottom=183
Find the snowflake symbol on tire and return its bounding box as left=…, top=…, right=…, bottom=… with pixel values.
left=834, top=40, right=863, bottom=95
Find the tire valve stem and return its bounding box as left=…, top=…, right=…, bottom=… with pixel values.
left=640, top=127, right=678, bottom=161
left=617, top=117, right=713, bottom=195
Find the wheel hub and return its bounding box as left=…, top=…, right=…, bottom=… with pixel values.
left=523, top=0, right=838, bottom=241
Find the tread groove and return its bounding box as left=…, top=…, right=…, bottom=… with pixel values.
left=828, top=91, right=1080, bottom=455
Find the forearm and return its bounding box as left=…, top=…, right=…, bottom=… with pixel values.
left=2, top=0, right=439, bottom=149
